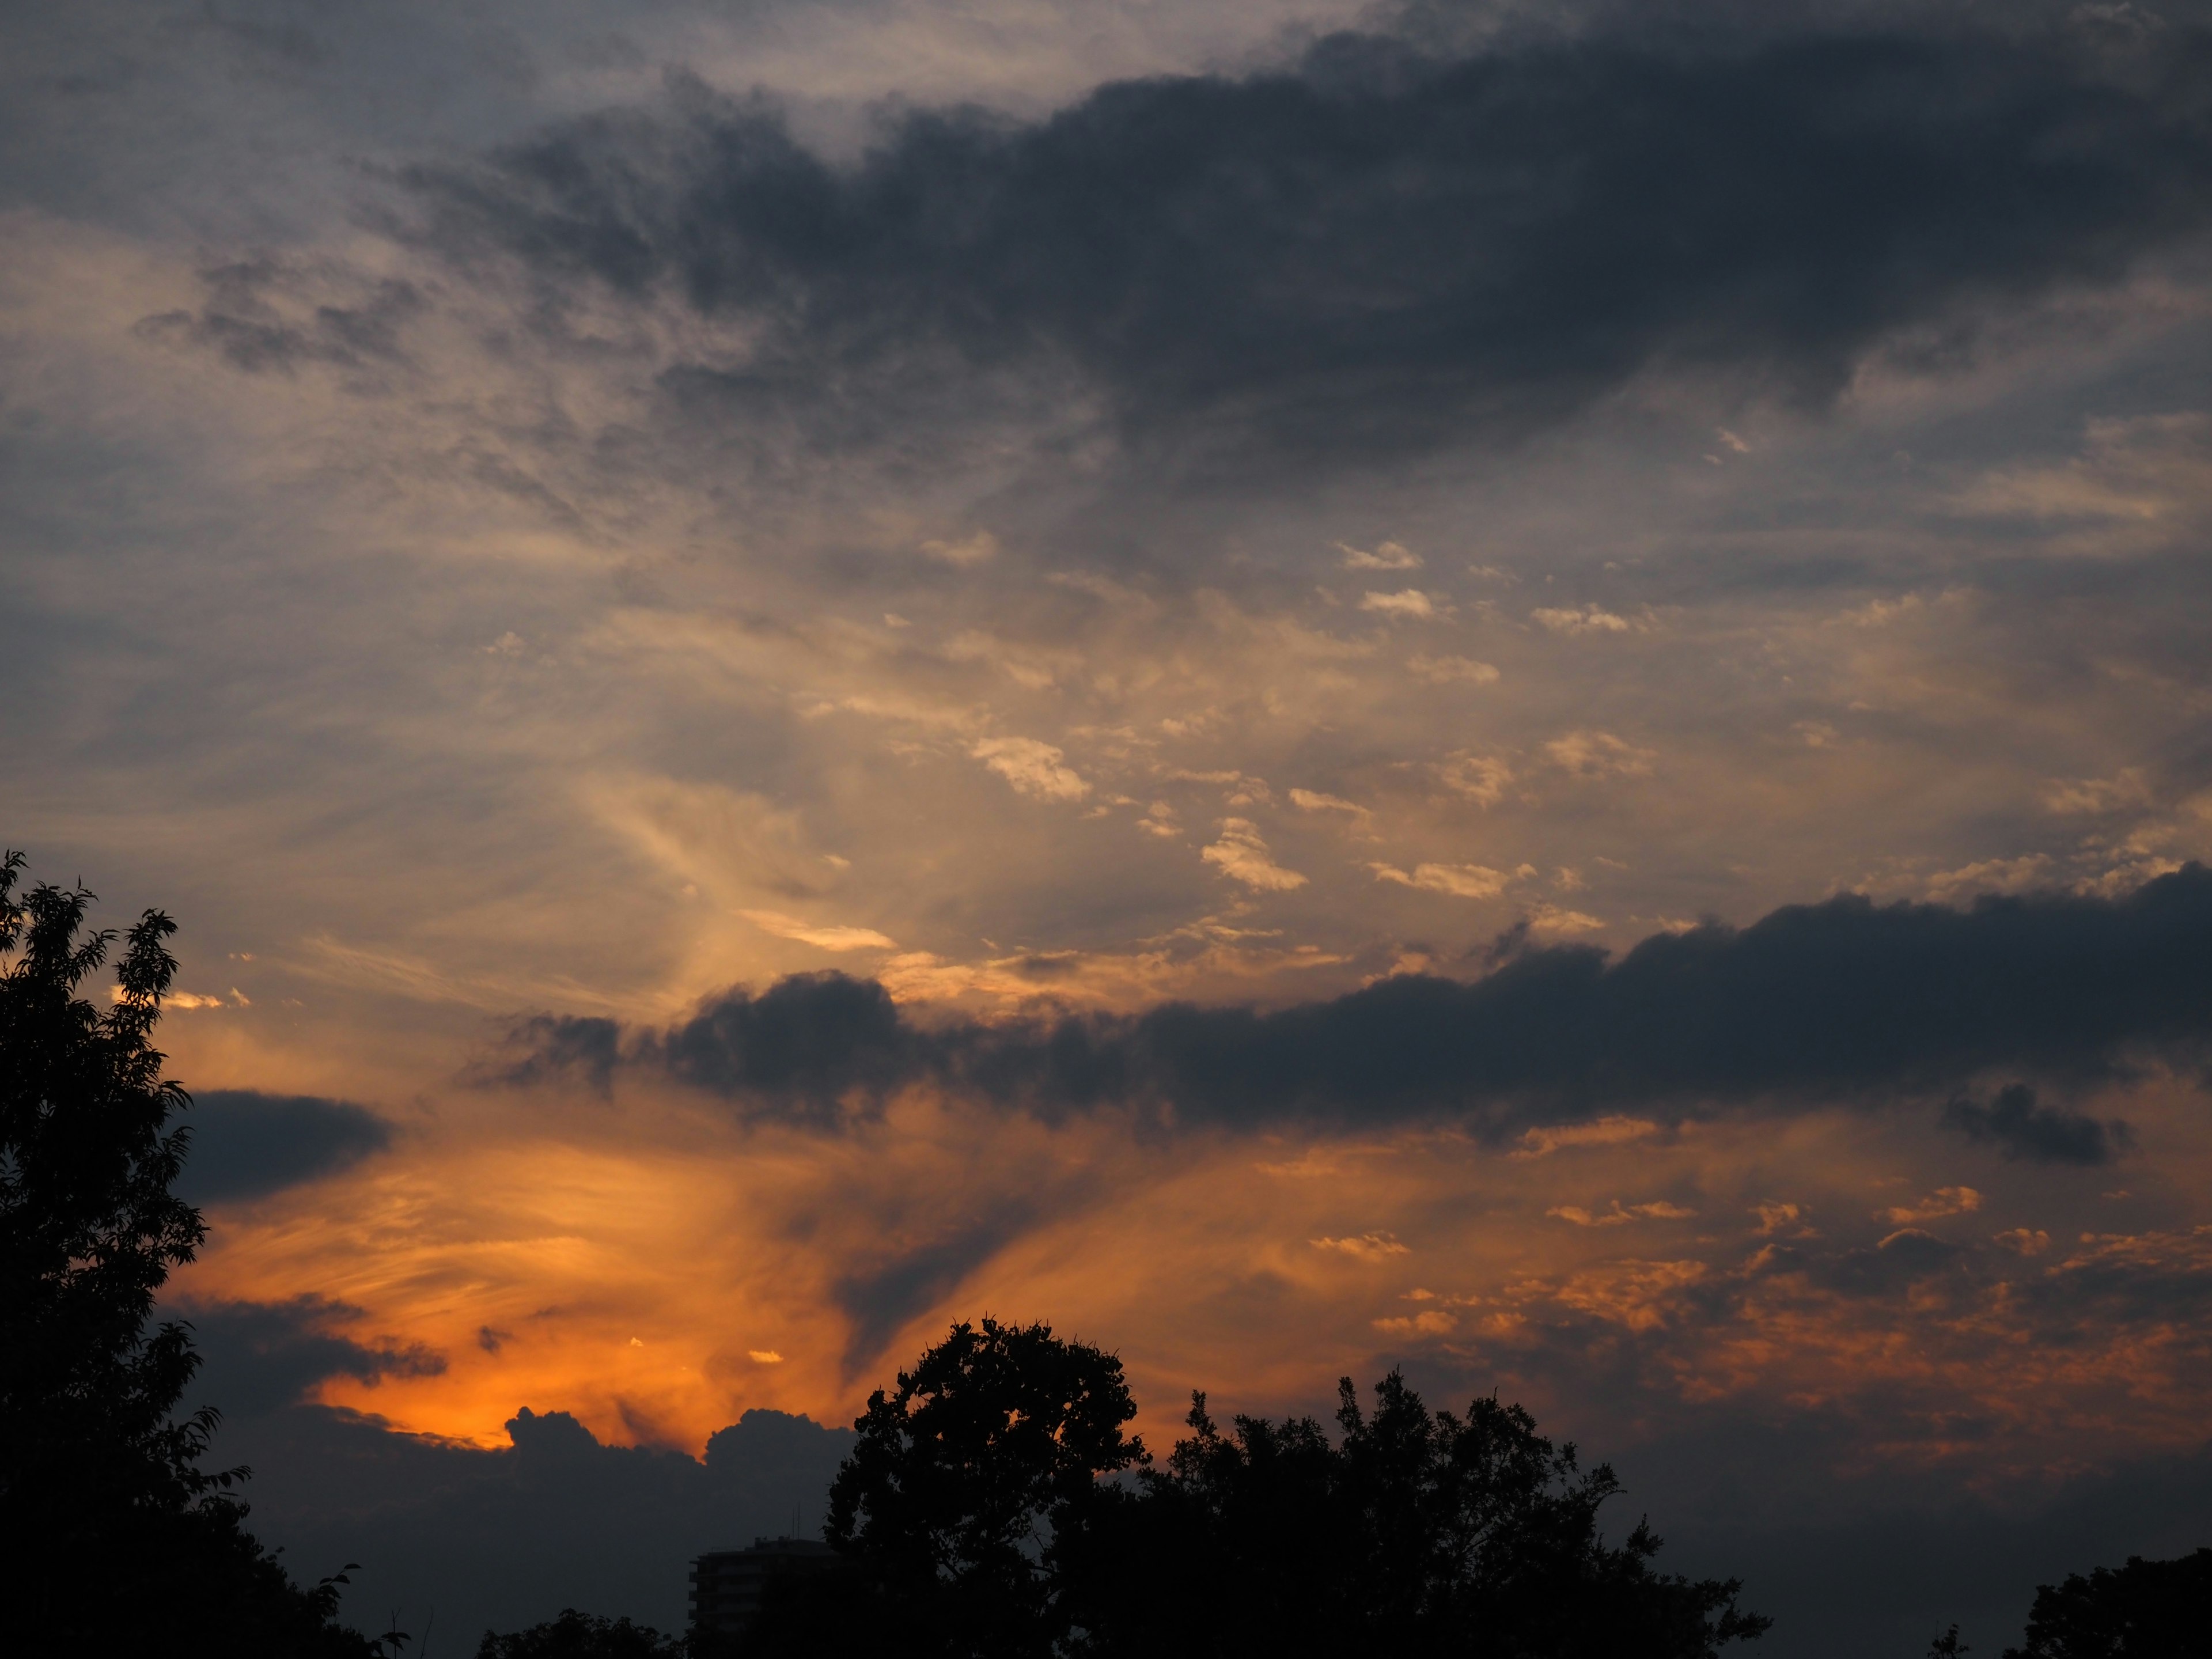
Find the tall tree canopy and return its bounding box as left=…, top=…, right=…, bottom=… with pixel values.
left=0, top=852, right=376, bottom=1654
left=747, top=1319, right=1764, bottom=1658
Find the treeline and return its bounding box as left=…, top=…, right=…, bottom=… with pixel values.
left=3, top=855, right=2206, bottom=1658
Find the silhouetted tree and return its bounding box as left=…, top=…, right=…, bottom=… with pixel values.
left=1930, top=1624, right=1970, bottom=1657
left=475, top=1607, right=685, bottom=1657
left=2002, top=1548, right=2212, bottom=1659
left=745, top=1317, right=1145, bottom=1658
left=1058, top=1371, right=1768, bottom=1658
left=0, top=853, right=377, bottom=1654
left=749, top=1319, right=1763, bottom=1658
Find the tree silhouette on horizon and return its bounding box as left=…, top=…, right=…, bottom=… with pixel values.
left=0, top=851, right=379, bottom=1654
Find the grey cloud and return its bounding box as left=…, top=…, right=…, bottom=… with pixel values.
left=830, top=1205, right=1040, bottom=1378
left=404, top=21, right=2212, bottom=475
left=1941, top=1083, right=2128, bottom=1165
left=180, top=1294, right=444, bottom=1418
left=179, top=1089, right=392, bottom=1205
left=497, top=865, right=2212, bottom=1135
left=208, top=1398, right=853, bottom=1639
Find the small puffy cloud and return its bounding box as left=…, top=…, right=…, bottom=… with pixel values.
left=1372, top=862, right=1508, bottom=899
left=1337, top=540, right=1422, bottom=571
left=740, top=911, right=897, bottom=952
left=1512, top=1116, right=1660, bottom=1158
left=1993, top=1229, right=2052, bottom=1257
left=1407, top=654, right=1500, bottom=685
left=2041, top=769, right=2153, bottom=815
left=971, top=736, right=1089, bottom=801
left=1881, top=1185, right=1983, bottom=1225
left=1138, top=801, right=1181, bottom=839
left=1439, top=752, right=1514, bottom=806
left=1312, top=1232, right=1410, bottom=1260
left=921, top=530, right=998, bottom=565
left=1359, top=589, right=1445, bottom=619
left=1547, top=1200, right=1697, bottom=1227
left=1531, top=605, right=1633, bottom=634
left=747, top=1349, right=786, bottom=1364
left=1373, top=1309, right=1457, bottom=1334
left=1543, top=730, right=1655, bottom=779
left=1752, top=1200, right=1812, bottom=1237
left=484, top=631, right=525, bottom=656
left=1527, top=903, right=1604, bottom=934
left=1202, top=819, right=1308, bottom=891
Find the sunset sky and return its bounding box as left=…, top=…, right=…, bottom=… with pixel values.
left=7, top=0, right=2212, bottom=1650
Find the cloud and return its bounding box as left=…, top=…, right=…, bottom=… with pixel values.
left=1337, top=540, right=1421, bottom=570
left=1532, top=605, right=1634, bottom=635
left=199, top=1399, right=854, bottom=1641
left=1880, top=1187, right=1983, bottom=1225
left=1512, top=1116, right=1661, bottom=1158
left=179, top=1295, right=444, bottom=1418
left=1312, top=1232, right=1410, bottom=1260
left=1406, top=654, right=1499, bottom=685
left=488, top=865, right=2212, bottom=1135
left=1358, top=589, right=1444, bottom=620
left=970, top=736, right=1089, bottom=801
left=179, top=1090, right=392, bottom=1205
left=1290, top=788, right=1366, bottom=817
left=1371, top=861, right=1508, bottom=899
left=740, top=910, right=898, bottom=952
left=404, top=24, right=2212, bottom=473
left=1438, top=752, right=1514, bottom=806
left=1941, top=1082, right=2127, bottom=1165
left=1543, top=730, right=1655, bottom=779
left=1201, top=818, right=1308, bottom=891
left=1547, top=1200, right=1697, bottom=1226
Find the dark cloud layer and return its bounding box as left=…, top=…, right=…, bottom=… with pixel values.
left=498, top=865, right=2212, bottom=1135
left=407, top=21, right=2212, bottom=471
left=180, top=1089, right=392, bottom=1205
left=214, top=1398, right=853, bottom=1641
left=181, top=1294, right=444, bottom=1418
left=1941, top=1082, right=2129, bottom=1165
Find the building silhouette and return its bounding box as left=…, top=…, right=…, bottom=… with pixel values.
left=690, top=1536, right=838, bottom=1641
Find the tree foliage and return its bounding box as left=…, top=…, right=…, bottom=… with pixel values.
left=0, top=852, right=377, bottom=1655
left=475, top=1607, right=686, bottom=1658
left=747, top=1320, right=1764, bottom=1658
left=2001, top=1548, right=2212, bottom=1659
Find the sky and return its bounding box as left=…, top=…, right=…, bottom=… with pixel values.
left=6, top=0, right=2212, bottom=1649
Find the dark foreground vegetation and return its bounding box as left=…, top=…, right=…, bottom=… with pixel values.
left=2, top=853, right=2205, bottom=1658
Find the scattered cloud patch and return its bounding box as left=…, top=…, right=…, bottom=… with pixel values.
left=1548, top=1200, right=1697, bottom=1226
left=740, top=911, right=897, bottom=952
left=1532, top=605, right=1634, bottom=635
left=1513, top=1117, right=1661, bottom=1158
left=1338, top=540, right=1422, bottom=571
left=1202, top=819, right=1308, bottom=891
left=1882, top=1186, right=1983, bottom=1225
left=1543, top=731, right=1655, bottom=779
left=1439, top=752, right=1514, bottom=806
left=1407, top=654, right=1500, bottom=685
left=971, top=737, right=1089, bottom=801
left=1359, top=589, right=1445, bottom=620
left=1312, top=1232, right=1410, bottom=1260
left=1372, top=862, right=1508, bottom=899
left=1942, top=1084, right=2126, bottom=1165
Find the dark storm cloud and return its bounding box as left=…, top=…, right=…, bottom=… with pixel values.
left=1941, top=1083, right=2129, bottom=1165
left=494, top=864, right=2212, bottom=1135
left=180, top=1295, right=444, bottom=1417
left=405, top=21, right=2212, bottom=471
left=179, top=1089, right=391, bottom=1204
left=209, top=1400, right=853, bottom=1639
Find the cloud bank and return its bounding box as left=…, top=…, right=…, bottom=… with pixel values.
left=493, top=864, right=2212, bottom=1132
left=395, top=20, right=2212, bottom=475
